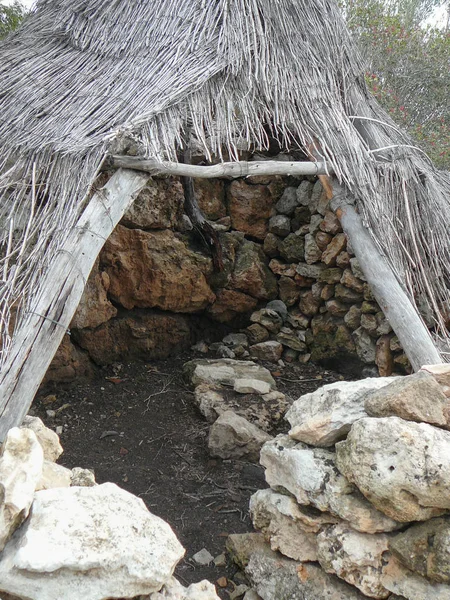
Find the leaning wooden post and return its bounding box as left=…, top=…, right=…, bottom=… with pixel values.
left=330, top=178, right=443, bottom=371
left=0, top=168, right=149, bottom=441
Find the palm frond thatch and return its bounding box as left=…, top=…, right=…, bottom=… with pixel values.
left=0, top=0, right=449, bottom=366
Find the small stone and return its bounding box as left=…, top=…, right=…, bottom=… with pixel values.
left=296, top=180, right=314, bottom=206
left=263, top=233, right=280, bottom=257
left=245, top=324, right=270, bottom=345
left=266, top=300, right=288, bottom=321
left=361, top=313, right=378, bottom=337
left=278, top=233, right=305, bottom=262
left=268, top=215, right=291, bottom=237
left=276, top=328, right=307, bottom=352
left=309, top=213, right=323, bottom=235
left=350, top=258, right=367, bottom=281
left=249, top=341, right=283, bottom=363
left=243, top=590, right=263, bottom=600
left=229, top=584, right=249, bottom=599
left=295, top=262, right=324, bottom=280
left=286, top=309, right=310, bottom=329
left=275, top=187, right=298, bottom=215
left=336, top=251, right=351, bottom=268
left=321, top=234, right=347, bottom=267
left=344, top=305, right=362, bottom=330
left=304, top=233, right=322, bottom=264
left=316, top=231, right=333, bottom=251
left=234, top=379, right=271, bottom=395
left=223, top=333, right=249, bottom=349
left=376, top=335, right=394, bottom=377
left=214, top=553, right=227, bottom=567
left=55, top=426, right=63, bottom=436
left=216, top=345, right=236, bottom=359
left=335, top=283, right=364, bottom=303
left=381, top=557, right=450, bottom=600
left=192, top=548, right=214, bottom=566
left=336, top=417, right=450, bottom=522
left=194, top=384, right=227, bottom=423
left=184, top=359, right=276, bottom=389
left=299, top=291, right=321, bottom=316
left=192, top=341, right=209, bottom=353
left=376, top=312, right=392, bottom=335
left=46, top=410, right=56, bottom=418
left=325, top=299, right=348, bottom=317
left=313, top=181, right=329, bottom=215
left=340, top=268, right=365, bottom=293
left=21, top=416, right=63, bottom=462
left=278, top=276, right=300, bottom=306
left=393, top=353, right=412, bottom=374
left=364, top=371, right=448, bottom=426
left=318, top=268, right=342, bottom=284
left=320, top=211, right=342, bottom=235
left=208, top=411, right=272, bottom=462
left=354, top=327, right=377, bottom=363
left=362, top=300, right=378, bottom=314
left=71, top=467, right=96, bottom=487
left=321, top=284, right=335, bottom=301
left=291, top=206, right=311, bottom=230
left=268, top=259, right=296, bottom=277
left=250, top=309, right=283, bottom=333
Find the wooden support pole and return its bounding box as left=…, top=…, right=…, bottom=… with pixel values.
left=0, top=169, right=149, bottom=441
left=330, top=178, right=443, bottom=371
left=110, top=156, right=332, bottom=178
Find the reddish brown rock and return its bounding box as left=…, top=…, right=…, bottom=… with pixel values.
left=71, top=259, right=117, bottom=330
left=299, top=291, right=321, bottom=316
left=228, top=180, right=274, bottom=240
left=207, top=289, right=258, bottom=323
left=268, top=259, right=296, bottom=277
left=321, top=233, right=347, bottom=267
left=315, top=231, right=333, bottom=251
left=341, top=268, right=365, bottom=294
left=195, top=179, right=227, bottom=220
left=230, top=240, right=277, bottom=300
left=320, top=285, right=335, bottom=301
left=336, top=251, right=351, bottom=269
left=319, top=211, right=342, bottom=235
left=121, top=177, right=184, bottom=230
left=249, top=341, right=283, bottom=362
left=44, top=336, right=94, bottom=383
left=73, top=311, right=193, bottom=365
left=294, top=274, right=315, bottom=288
left=279, top=277, right=300, bottom=307
left=376, top=335, right=394, bottom=377
left=263, top=233, right=280, bottom=257
left=101, top=226, right=215, bottom=312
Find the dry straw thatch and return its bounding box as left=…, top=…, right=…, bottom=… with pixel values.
left=0, top=0, right=449, bottom=368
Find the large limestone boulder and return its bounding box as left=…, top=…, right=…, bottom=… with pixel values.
left=246, top=549, right=369, bottom=600
left=389, top=517, right=450, bottom=583
left=260, top=435, right=400, bottom=533
left=184, top=359, right=276, bottom=389
left=381, top=557, right=450, bottom=600
left=0, top=428, right=44, bottom=551
left=336, top=417, right=450, bottom=522
left=286, top=377, right=398, bottom=447
left=250, top=488, right=336, bottom=561
left=364, top=371, right=449, bottom=426
left=0, top=483, right=184, bottom=600
left=101, top=226, right=215, bottom=312
left=317, top=523, right=390, bottom=598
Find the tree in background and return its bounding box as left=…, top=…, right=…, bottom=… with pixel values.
left=343, top=0, right=449, bottom=168
left=0, top=1, right=28, bottom=40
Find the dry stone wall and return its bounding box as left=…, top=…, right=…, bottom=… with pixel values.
left=46, top=167, right=412, bottom=382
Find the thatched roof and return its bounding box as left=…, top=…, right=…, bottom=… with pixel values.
left=0, top=0, right=449, bottom=365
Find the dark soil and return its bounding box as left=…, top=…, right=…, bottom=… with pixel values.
left=34, top=352, right=344, bottom=598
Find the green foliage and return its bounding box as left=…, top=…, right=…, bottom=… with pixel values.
left=0, top=1, right=28, bottom=40
left=343, top=0, right=450, bottom=167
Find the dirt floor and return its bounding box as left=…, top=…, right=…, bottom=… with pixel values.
left=34, top=352, right=345, bottom=598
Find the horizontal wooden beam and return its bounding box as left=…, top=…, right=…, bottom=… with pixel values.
left=109, top=156, right=333, bottom=179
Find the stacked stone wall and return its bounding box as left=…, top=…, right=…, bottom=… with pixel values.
left=46, top=166, right=411, bottom=382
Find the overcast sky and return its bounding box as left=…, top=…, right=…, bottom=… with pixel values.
left=3, top=0, right=448, bottom=27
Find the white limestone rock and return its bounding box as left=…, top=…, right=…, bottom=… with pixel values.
left=336, top=417, right=450, bottom=522
left=381, top=557, right=450, bottom=600
left=234, top=378, right=271, bottom=395
left=286, top=377, right=398, bottom=447
left=71, top=467, right=96, bottom=487
left=0, top=427, right=44, bottom=551
left=246, top=550, right=369, bottom=600
left=0, top=482, right=184, bottom=600
left=184, top=359, right=276, bottom=389
left=194, top=384, right=227, bottom=423
left=208, top=411, right=272, bottom=462
left=21, top=415, right=63, bottom=462
left=260, top=435, right=400, bottom=533
left=36, top=460, right=72, bottom=491
left=317, top=523, right=390, bottom=598
left=145, top=577, right=220, bottom=600
left=250, top=488, right=335, bottom=561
